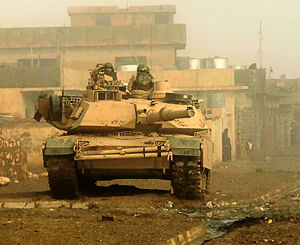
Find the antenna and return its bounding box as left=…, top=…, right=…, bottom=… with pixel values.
left=259, top=20, right=262, bottom=69
left=57, top=26, right=65, bottom=95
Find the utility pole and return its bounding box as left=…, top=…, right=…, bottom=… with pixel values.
left=56, top=28, right=65, bottom=91
left=259, top=20, right=266, bottom=158
left=259, top=20, right=262, bottom=69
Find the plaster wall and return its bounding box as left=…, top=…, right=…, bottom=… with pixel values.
left=0, top=45, right=177, bottom=71
left=0, top=25, right=185, bottom=49
left=0, top=89, right=25, bottom=118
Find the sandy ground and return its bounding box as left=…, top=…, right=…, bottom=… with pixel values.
left=0, top=155, right=300, bottom=244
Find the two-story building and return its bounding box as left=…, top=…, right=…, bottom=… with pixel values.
left=0, top=5, right=185, bottom=73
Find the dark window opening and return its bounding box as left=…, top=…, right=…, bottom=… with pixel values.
left=107, top=92, right=114, bottom=100
left=97, top=15, right=111, bottom=26
left=97, top=92, right=116, bottom=101
left=97, top=92, right=106, bottom=100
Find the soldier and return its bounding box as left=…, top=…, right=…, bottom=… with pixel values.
left=91, top=63, right=117, bottom=84
left=90, top=64, right=101, bottom=83
left=130, top=64, right=154, bottom=92
left=103, top=62, right=117, bottom=81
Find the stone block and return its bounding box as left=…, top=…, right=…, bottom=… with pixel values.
left=71, top=202, right=89, bottom=209
left=3, top=203, right=26, bottom=209
left=37, top=201, right=70, bottom=209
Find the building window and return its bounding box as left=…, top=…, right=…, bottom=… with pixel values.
left=155, top=13, right=171, bottom=24
left=17, top=58, right=58, bottom=68
left=115, top=56, right=147, bottom=71
left=97, top=15, right=111, bottom=26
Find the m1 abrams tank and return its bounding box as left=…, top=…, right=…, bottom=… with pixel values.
left=34, top=65, right=212, bottom=200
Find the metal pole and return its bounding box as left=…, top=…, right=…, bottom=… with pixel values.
left=259, top=20, right=262, bottom=69
left=30, top=47, right=34, bottom=68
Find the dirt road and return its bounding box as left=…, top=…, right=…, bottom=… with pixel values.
left=0, top=156, right=299, bottom=244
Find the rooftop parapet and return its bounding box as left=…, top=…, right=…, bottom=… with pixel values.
left=68, top=5, right=176, bottom=15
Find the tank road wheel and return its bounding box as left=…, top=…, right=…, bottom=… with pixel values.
left=171, top=156, right=210, bottom=200
left=46, top=155, right=79, bottom=199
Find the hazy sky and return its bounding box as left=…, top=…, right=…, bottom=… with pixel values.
left=0, top=0, right=299, bottom=78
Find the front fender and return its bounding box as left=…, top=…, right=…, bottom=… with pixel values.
left=44, top=137, right=78, bottom=156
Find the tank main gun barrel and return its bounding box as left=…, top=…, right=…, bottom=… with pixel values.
left=147, top=107, right=195, bottom=124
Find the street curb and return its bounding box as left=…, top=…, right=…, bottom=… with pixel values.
left=238, top=180, right=300, bottom=205
left=164, top=223, right=206, bottom=245
left=0, top=201, right=92, bottom=209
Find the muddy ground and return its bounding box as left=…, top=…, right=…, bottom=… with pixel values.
left=0, top=155, right=300, bottom=244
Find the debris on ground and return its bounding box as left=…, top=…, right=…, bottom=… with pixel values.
left=101, top=215, right=114, bottom=221
left=26, top=171, right=39, bottom=180
left=0, top=176, right=10, bottom=186
left=291, top=193, right=300, bottom=202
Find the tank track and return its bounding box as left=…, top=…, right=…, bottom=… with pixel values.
left=171, top=156, right=210, bottom=200
left=46, top=155, right=79, bottom=199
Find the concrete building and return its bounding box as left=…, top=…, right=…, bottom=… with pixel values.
left=0, top=5, right=185, bottom=72
left=234, top=70, right=299, bottom=158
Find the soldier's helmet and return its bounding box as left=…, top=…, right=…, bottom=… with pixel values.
left=104, top=62, right=114, bottom=72
left=137, top=64, right=150, bottom=73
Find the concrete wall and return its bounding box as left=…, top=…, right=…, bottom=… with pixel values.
left=68, top=5, right=176, bottom=27
left=62, top=45, right=176, bottom=70
left=0, top=89, right=25, bottom=118
left=0, top=67, right=60, bottom=88
left=0, top=25, right=185, bottom=49
left=0, top=45, right=177, bottom=71
left=0, top=122, right=59, bottom=166
left=71, top=14, right=98, bottom=27
left=152, top=69, right=235, bottom=88
left=208, top=116, right=223, bottom=164
left=71, top=13, right=160, bottom=27
left=0, top=47, right=58, bottom=64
